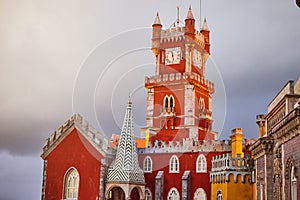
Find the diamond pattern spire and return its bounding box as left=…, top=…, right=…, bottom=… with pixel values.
left=107, top=100, right=145, bottom=184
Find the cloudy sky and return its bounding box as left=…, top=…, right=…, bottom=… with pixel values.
left=0, top=0, right=300, bottom=199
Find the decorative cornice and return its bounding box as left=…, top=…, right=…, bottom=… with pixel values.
left=249, top=137, right=274, bottom=158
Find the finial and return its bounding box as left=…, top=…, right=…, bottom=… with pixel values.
left=176, top=5, right=180, bottom=27
left=128, top=93, right=132, bottom=105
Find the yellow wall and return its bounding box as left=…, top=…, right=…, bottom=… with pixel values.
left=211, top=174, right=255, bottom=200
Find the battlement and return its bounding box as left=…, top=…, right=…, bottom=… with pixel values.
left=42, top=114, right=115, bottom=157
left=138, top=138, right=231, bottom=154
left=159, top=27, right=205, bottom=46
left=145, top=72, right=214, bottom=93
left=160, top=27, right=185, bottom=43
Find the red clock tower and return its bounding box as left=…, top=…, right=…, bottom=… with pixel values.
left=145, top=7, right=216, bottom=143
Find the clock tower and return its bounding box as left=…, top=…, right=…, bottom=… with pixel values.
left=144, top=7, right=216, bottom=143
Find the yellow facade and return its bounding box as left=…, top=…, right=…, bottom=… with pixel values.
left=211, top=174, right=255, bottom=200
left=210, top=128, right=256, bottom=200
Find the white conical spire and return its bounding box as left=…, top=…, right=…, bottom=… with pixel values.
left=107, top=99, right=145, bottom=184
left=202, top=18, right=209, bottom=31
left=153, top=12, right=162, bottom=25
left=186, top=5, right=194, bottom=20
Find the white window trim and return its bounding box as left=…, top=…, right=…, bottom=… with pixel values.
left=168, top=187, right=180, bottom=200
left=145, top=188, right=152, bottom=200
left=291, top=165, right=297, bottom=200
left=143, top=156, right=153, bottom=173
left=194, top=188, right=207, bottom=200
left=169, top=155, right=179, bottom=173
left=196, top=154, right=207, bottom=173
left=163, top=95, right=175, bottom=109
left=63, top=167, right=79, bottom=200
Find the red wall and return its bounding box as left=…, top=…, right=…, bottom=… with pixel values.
left=139, top=151, right=227, bottom=199
left=44, top=128, right=103, bottom=200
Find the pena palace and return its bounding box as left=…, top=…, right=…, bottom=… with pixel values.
left=40, top=6, right=300, bottom=200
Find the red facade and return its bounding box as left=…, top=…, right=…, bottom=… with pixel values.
left=139, top=151, right=229, bottom=199
left=43, top=129, right=103, bottom=200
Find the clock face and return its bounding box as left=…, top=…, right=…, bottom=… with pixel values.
left=165, top=47, right=181, bottom=65
left=193, top=49, right=202, bottom=67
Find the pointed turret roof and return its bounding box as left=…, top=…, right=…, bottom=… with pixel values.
left=186, top=5, right=194, bottom=20
left=202, top=18, right=209, bottom=31
left=153, top=12, right=162, bottom=25
left=106, top=99, right=145, bottom=184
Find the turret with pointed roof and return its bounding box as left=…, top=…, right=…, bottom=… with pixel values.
left=106, top=99, right=145, bottom=184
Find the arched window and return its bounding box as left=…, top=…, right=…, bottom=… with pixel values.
left=63, top=168, right=79, bottom=200
left=170, top=96, right=174, bottom=108
left=291, top=165, right=297, bottom=200
left=169, top=155, right=179, bottom=173
left=168, top=187, right=180, bottom=200
left=216, top=190, right=222, bottom=200
left=164, top=96, right=169, bottom=108
left=143, top=156, right=152, bottom=173
left=194, top=188, right=206, bottom=200
left=196, top=154, right=207, bottom=173
left=145, top=188, right=152, bottom=200
left=163, top=95, right=175, bottom=112
left=199, top=97, right=205, bottom=109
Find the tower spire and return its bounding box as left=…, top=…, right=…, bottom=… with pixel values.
left=202, top=18, right=209, bottom=31
left=186, top=5, right=194, bottom=19
left=153, top=12, right=161, bottom=25
left=106, top=100, right=145, bottom=184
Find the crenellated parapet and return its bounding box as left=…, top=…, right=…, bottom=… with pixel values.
left=138, top=138, right=231, bottom=154
left=210, top=153, right=255, bottom=184
left=159, top=27, right=205, bottom=47
left=145, top=72, right=214, bottom=93
left=42, top=114, right=115, bottom=157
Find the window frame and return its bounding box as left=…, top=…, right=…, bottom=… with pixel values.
left=143, top=156, right=153, bottom=173
left=63, top=167, right=80, bottom=200
left=194, top=188, right=207, bottom=200
left=167, top=187, right=180, bottom=200
left=196, top=154, right=207, bottom=173
left=169, top=155, right=179, bottom=173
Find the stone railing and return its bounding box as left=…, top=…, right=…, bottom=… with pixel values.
left=211, top=153, right=254, bottom=172
left=138, top=138, right=231, bottom=154
left=43, top=114, right=115, bottom=156
left=145, top=72, right=214, bottom=93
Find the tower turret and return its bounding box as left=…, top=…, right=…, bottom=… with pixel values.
left=230, top=128, right=244, bottom=158
left=184, top=6, right=195, bottom=40
left=256, top=114, right=266, bottom=138
left=201, top=18, right=211, bottom=54
left=152, top=12, right=162, bottom=57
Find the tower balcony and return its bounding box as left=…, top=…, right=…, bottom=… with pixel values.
left=199, top=108, right=212, bottom=120
left=211, top=153, right=254, bottom=172
left=145, top=72, right=214, bottom=93
left=160, top=107, right=176, bottom=117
